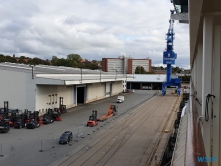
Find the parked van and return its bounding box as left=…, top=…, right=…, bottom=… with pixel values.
left=117, top=96, right=124, bottom=103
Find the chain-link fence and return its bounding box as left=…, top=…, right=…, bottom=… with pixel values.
left=39, top=138, right=59, bottom=152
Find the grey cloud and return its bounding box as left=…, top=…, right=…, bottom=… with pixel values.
left=63, top=15, right=88, bottom=25
left=0, top=0, right=190, bottom=69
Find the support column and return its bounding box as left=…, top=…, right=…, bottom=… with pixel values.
left=193, top=58, right=197, bottom=88
left=202, top=14, right=213, bottom=158
left=213, top=25, right=221, bottom=165
left=74, top=85, right=77, bottom=106
left=196, top=42, right=203, bottom=116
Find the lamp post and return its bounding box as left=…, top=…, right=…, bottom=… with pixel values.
left=29, top=65, right=34, bottom=79
left=80, top=68, right=82, bottom=83
left=100, top=70, right=101, bottom=82
left=115, top=69, right=117, bottom=80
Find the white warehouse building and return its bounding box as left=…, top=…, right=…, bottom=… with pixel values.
left=0, top=62, right=133, bottom=112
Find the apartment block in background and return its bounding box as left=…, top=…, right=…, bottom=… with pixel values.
left=102, top=56, right=152, bottom=74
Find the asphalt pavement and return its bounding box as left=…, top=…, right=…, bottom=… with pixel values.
left=0, top=90, right=158, bottom=166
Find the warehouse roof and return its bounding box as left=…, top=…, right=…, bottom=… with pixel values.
left=0, top=62, right=106, bottom=74
left=0, top=62, right=134, bottom=85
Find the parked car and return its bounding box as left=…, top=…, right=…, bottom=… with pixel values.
left=59, top=131, right=73, bottom=144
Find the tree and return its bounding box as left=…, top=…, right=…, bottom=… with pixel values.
left=57, top=58, right=68, bottom=66
left=32, top=57, right=44, bottom=65
left=135, top=66, right=147, bottom=74
left=51, top=56, right=59, bottom=66
left=67, top=54, right=82, bottom=68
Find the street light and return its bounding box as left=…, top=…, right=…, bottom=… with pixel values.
left=115, top=70, right=117, bottom=80
left=29, top=65, right=35, bottom=79
left=80, top=68, right=82, bottom=83
left=100, top=70, right=102, bottom=82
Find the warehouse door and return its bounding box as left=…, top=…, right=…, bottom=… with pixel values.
left=105, top=82, right=111, bottom=97
left=77, top=86, right=85, bottom=104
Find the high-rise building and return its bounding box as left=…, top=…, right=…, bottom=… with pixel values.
left=102, top=56, right=152, bottom=74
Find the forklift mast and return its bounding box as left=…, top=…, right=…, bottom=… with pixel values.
left=89, top=110, right=97, bottom=121
left=59, top=97, right=67, bottom=113
left=3, top=101, right=9, bottom=118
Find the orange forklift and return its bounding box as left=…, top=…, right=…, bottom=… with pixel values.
left=97, top=105, right=118, bottom=122
left=87, top=110, right=98, bottom=127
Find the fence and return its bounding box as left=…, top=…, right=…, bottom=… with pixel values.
left=39, top=138, right=59, bottom=152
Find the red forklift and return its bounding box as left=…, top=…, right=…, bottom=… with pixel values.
left=59, top=97, right=67, bottom=114
left=9, top=112, right=18, bottom=127
left=26, top=111, right=43, bottom=129
left=97, top=105, right=118, bottom=122
left=0, top=101, right=10, bottom=133
left=53, top=108, right=62, bottom=121
left=87, top=110, right=98, bottom=127
left=14, top=109, right=30, bottom=128
left=46, top=108, right=62, bottom=121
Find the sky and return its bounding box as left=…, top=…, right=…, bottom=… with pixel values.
left=0, top=0, right=190, bottom=69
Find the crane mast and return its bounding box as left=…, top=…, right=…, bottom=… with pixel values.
left=162, top=10, right=181, bottom=96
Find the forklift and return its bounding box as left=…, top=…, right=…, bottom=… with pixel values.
left=97, top=105, right=118, bottom=122
left=9, top=112, right=18, bottom=127
left=0, top=101, right=10, bottom=133
left=87, top=110, right=98, bottom=127
left=52, top=108, right=62, bottom=121
left=26, top=111, right=43, bottom=129
left=59, top=97, right=67, bottom=114
left=14, top=109, right=30, bottom=128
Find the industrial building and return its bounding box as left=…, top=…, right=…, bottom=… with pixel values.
left=102, top=56, right=152, bottom=74
left=0, top=62, right=133, bottom=112
left=126, top=74, right=181, bottom=91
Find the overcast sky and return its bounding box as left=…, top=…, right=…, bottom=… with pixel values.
left=0, top=0, right=190, bottom=69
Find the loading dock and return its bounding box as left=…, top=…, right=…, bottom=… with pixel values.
left=76, top=86, right=85, bottom=104
left=105, top=82, right=111, bottom=97
left=126, top=74, right=167, bottom=91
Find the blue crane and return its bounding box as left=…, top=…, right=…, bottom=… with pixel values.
left=162, top=10, right=181, bottom=96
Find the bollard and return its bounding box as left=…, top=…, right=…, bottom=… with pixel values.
left=0, top=144, right=4, bottom=157
left=39, top=140, right=44, bottom=152
left=154, top=154, right=158, bottom=166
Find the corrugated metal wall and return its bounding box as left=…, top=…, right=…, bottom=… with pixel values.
left=112, top=81, right=123, bottom=95
left=87, top=83, right=105, bottom=102
left=36, top=85, right=74, bottom=111
left=0, top=70, right=36, bottom=111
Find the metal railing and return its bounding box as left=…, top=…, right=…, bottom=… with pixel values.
left=171, top=80, right=207, bottom=166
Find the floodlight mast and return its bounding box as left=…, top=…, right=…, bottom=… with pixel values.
left=162, top=10, right=181, bottom=96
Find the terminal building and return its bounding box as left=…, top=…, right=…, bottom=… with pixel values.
left=102, top=56, right=152, bottom=74
left=0, top=62, right=133, bottom=112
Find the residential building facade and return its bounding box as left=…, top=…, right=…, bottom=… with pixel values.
left=102, top=56, right=152, bottom=74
